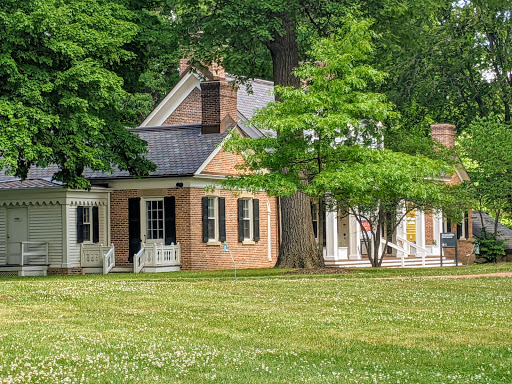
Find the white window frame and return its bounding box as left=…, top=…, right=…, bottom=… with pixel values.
left=82, top=207, right=92, bottom=243
left=241, top=198, right=253, bottom=242
left=207, top=196, right=219, bottom=242
left=142, top=198, right=165, bottom=244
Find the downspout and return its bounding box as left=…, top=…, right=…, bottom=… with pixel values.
left=267, top=198, right=272, bottom=261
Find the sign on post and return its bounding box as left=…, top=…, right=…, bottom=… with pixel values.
left=440, top=233, right=458, bottom=267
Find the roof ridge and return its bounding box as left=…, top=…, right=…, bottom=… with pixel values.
left=131, top=124, right=202, bottom=133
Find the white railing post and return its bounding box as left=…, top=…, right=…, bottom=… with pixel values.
left=102, top=245, right=115, bottom=274
left=20, top=242, right=25, bottom=267
left=134, top=245, right=145, bottom=273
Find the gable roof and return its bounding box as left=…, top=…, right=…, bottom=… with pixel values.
left=87, top=125, right=229, bottom=179
left=0, top=124, right=230, bottom=186
left=140, top=70, right=274, bottom=130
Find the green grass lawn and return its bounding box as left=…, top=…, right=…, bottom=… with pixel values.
left=1, top=264, right=512, bottom=383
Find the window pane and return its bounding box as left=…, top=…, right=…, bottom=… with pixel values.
left=242, top=200, right=249, bottom=219
left=208, top=218, right=216, bottom=240
left=83, top=224, right=90, bottom=242
left=208, top=198, right=215, bottom=218
left=146, top=200, right=164, bottom=240
left=83, top=208, right=90, bottom=223
left=243, top=220, right=250, bottom=240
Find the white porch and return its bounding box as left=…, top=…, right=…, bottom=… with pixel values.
left=134, top=243, right=181, bottom=273
left=323, top=210, right=450, bottom=268
left=80, top=244, right=115, bottom=274
left=0, top=241, right=49, bottom=276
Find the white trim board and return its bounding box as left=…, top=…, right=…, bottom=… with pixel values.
left=140, top=72, right=201, bottom=127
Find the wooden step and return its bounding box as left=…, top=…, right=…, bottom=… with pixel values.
left=325, top=256, right=459, bottom=268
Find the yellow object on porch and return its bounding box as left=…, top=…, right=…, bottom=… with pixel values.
left=406, top=208, right=416, bottom=242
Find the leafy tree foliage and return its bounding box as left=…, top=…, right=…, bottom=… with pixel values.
left=0, top=0, right=158, bottom=188
left=458, top=114, right=512, bottom=236
left=316, top=147, right=456, bottom=267
left=223, top=18, right=455, bottom=267
left=382, top=0, right=512, bottom=133
left=170, top=0, right=411, bottom=267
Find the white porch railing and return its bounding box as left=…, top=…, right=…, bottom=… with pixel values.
left=103, top=247, right=115, bottom=274
left=134, top=243, right=181, bottom=273
left=81, top=244, right=115, bottom=274
left=6, top=242, right=48, bottom=266
left=134, top=246, right=145, bottom=274
left=381, top=237, right=434, bottom=268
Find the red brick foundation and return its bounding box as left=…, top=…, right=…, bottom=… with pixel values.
left=48, top=267, right=83, bottom=276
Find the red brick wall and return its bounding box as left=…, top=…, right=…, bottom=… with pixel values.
left=201, top=149, right=247, bottom=176
left=425, top=212, right=434, bottom=245
left=431, top=123, right=456, bottom=148
left=164, top=87, right=202, bottom=126
left=184, top=189, right=278, bottom=270
left=48, top=267, right=82, bottom=276
left=110, top=189, right=139, bottom=266
left=109, top=188, right=279, bottom=270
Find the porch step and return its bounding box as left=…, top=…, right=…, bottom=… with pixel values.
left=81, top=267, right=103, bottom=275
left=325, top=256, right=459, bottom=268
left=109, top=266, right=134, bottom=273
left=0, top=265, right=48, bottom=277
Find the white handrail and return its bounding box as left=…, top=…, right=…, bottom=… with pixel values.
left=103, top=246, right=115, bottom=274
left=134, top=245, right=145, bottom=274
left=396, top=235, right=432, bottom=256
left=8, top=241, right=49, bottom=266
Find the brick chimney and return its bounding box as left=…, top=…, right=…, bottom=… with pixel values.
left=431, top=124, right=456, bottom=148
left=179, top=58, right=191, bottom=76
left=200, top=80, right=238, bottom=134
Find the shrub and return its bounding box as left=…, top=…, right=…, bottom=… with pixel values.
left=474, top=228, right=505, bottom=262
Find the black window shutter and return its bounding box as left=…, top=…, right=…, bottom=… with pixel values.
left=457, top=223, right=462, bottom=239
left=253, top=199, right=260, bottom=242
left=128, top=198, right=141, bottom=263
left=92, top=206, right=99, bottom=243
left=464, top=211, right=469, bottom=239
left=219, top=198, right=226, bottom=242
left=202, top=197, right=209, bottom=243
left=238, top=199, right=244, bottom=242
left=164, top=196, right=176, bottom=245
left=77, top=206, right=84, bottom=243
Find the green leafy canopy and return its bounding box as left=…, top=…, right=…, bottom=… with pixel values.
left=0, top=0, right=158, bottom=188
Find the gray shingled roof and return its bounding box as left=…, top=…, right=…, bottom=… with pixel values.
left=472, top=211, right=512, bottom=251
left=0, top=125, right=229, bottom=185
left=228, top=77, right=275, bottom=120
left=87, top=125, right=229, bottom=179
left=0, top=179, right=63, bottom=189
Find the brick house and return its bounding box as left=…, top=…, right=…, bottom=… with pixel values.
left=0, top=62, right=279, bottom=276
left=0, top=60, right=471, bottom=275
left=323, top=123, right=474, bottom=268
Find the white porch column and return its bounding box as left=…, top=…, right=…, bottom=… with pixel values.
left=416, top=209, right=426, bottom=256
left=432, top=210, right=443, bottom=254
left=325, top=211, right=338, bottom=260
left=396, top=205, right=407, bottom=258
left=349, top=214, right=361, bottom=260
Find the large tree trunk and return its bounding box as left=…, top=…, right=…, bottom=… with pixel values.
left=267, top=14, right=319, bottom=268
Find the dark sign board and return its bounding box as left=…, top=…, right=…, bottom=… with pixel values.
left=441, top=233, right=457, bottom=248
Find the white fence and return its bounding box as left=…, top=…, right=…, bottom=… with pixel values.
left=6, top=242, right=48, bottom=266
left=81, top=244, right=115, bottom=274
left=134, top=243, right=181, bottom=273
